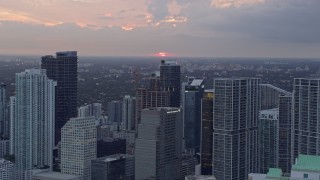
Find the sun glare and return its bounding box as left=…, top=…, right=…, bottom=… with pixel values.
left=156, top=52, right=167, bottom=57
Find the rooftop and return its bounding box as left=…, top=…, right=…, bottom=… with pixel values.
left=266, top=168, right=282, bottom=178
left=292, top=154, right=320, bottom=171
left=190, top=79, right=204, bottom=86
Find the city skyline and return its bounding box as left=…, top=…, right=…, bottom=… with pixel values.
left=0, top=0, right=319, bottom=58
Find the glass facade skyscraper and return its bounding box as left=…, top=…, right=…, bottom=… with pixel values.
left=183, top=78, right=205, bottom=152
left=41, top=51, right=78, bottom=144
left=278, top=94, right=292, bottom=174
left=213, top=78, right=260, bottom=180
left=200, top=90, right=214, bottom=175
left=160, top=60, right=181, bottom=107
left=258, top=108, right=279, bottom=174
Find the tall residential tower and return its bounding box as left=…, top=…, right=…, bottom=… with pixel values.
left=10, top=69, right=56, bottom=180
left=213, top=78, right=260, bottom=180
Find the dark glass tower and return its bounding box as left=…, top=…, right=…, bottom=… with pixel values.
left=278, top=94, right=292, bottom=174
left=183, top=78, right=205, bottom=152
left=200, top=90, right=214, bottom=175
left=160, top=60, right=181, bottom=107
left=41, top=51, right=78, bottom=144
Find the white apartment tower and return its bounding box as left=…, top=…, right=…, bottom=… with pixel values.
left=10, top=69, right=56, bottom=180
left=61, top=117, right=97, bottom=180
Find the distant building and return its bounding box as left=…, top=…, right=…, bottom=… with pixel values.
left=61, top=117, right=96, bottom=180
left=160, top=60, right=181, bottom=107
left=97, top=138, right=126, bottom=158
left=278, top=94, right=293, bottom=174
left=107, top=101, right=122, bottom=128
left=135, top=108, right=182, bottom=180
left=41, top=51, right=78, bottom=144
left=10, top=69, right=56, bottom=180
left=258, top=108, right=279, bottom=173
left=213, top=78, right=260, bottom=180
left=91, top=154, right=134, bottom=180
left=0, top=159, right=14, bottom=180
left=292, top=78, right=320, bottom=162
left=122, top=95, right=136, bottom=130
left=0, top=140, right=9, bottom=158
left=200, top=90, right=214, bottom=175
left=78, top=103, right=102, bottom=119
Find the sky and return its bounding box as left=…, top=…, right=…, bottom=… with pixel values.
left=0, top=0, right=319, bottom=58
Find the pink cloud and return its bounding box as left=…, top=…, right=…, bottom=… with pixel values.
left=211, top=0, right=265, bottom=8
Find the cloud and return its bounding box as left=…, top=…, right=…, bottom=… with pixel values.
left=0, top=7, right=61, bottom=26
left=211, top=0, right=265, bottom=8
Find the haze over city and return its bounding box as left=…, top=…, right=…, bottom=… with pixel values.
left=0, top=0, right=319, bottom=57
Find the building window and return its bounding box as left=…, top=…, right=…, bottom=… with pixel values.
left=303, top=173, right=308, bottom=179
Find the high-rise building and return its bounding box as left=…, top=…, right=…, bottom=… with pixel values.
left=213, top=78, right=261, bottom=180
left=135, top=107, right=182, bottom=180
left=91, top=154, right=134, bottom=180
left=183, top=78, right=205, bottom=152
left=78, top=103, right=102, bottom=119
left=0, top=158, right=14, bottom=180
left=9, top=97, right=15, bottom=155
left=61, top=117, right=96, bottom=180
left=0, top=84, right=9, bottom=139
left=97, top=138, right=126, bottom=158
left=122, top=95, right=136, bottom=130
left=107, top=101, right=122, bottom=127
left=135, top=88, right=170, bottom=131
left=292, top=78, right=320, bottom=163
left=278, top=94, right=292, bottom=174
left=41, top=51, right=78, bottom=144
left=10, top=69, right=56, bottom=180
left=0, top=140, right=9, bottom=158
left=260, top=84, right=291, bottom=110
left=200, top=90, right=214, bottom=175
left=258, top=108, right=279, bottom=174
left=160, top=60, right=181, bottom=107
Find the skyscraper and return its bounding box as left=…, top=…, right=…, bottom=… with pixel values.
left=135, top=107, right=182, bottom=180
left=107, top=101, right=122, bottom=127
left=10, top=69, right=56, bottom=180
left=122, top=95, right=136, bottom=131
left=78, top=103, right=102, bottom=119
left=135, top=88, right=170, bottom=131
left=183, top=78, right=205, bottom=152
left=278, top=94, right=293, bottom=174
left=200, top=90, right=214, bottom=175
left=213, top=78, right=260, bottom=180
left=258, top=108, right=279, bottom=174
left=260, top=84, right=291, bottom=110
left=292, top=78, right=320, bottom=163
left=0, top=84, right=8, bottom=138
left=160, top=60, right=181, bottom=107
left=61, top=117, right=96, bottom=180
left=41, top=51, right=78, bottom=144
